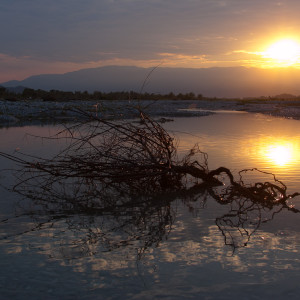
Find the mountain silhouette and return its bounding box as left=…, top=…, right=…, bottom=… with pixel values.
left=2, top=65, right=300, bottom=98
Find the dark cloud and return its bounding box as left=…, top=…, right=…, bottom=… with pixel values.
left=1, top=0, right=300, bottom=65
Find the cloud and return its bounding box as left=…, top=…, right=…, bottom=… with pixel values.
left=0, top=52, right=163, bottom=82
left=2, top=0, right=300, bottom=80
left=157, top=52, right=208, bottom=67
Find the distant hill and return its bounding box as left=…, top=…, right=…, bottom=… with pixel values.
left=2, top=65, right=300, bottom=98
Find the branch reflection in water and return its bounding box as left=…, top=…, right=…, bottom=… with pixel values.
left=1, top=108, right=299, bottom=259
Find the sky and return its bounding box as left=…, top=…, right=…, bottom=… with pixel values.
left=2, top=0, right=300, bottom=82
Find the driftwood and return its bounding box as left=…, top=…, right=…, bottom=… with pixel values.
left=0, top=108, right=252, bottom=192
left=0, top=107, right=299, bottom=255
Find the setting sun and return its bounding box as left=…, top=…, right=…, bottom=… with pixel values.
left=263, top=39, right=300, bottom=66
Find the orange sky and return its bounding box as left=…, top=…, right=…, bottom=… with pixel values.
left=1, top=1, right=300, bottom=82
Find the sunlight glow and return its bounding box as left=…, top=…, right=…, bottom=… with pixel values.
left=263, top=39, right=300, bottom=67
left=265, top=143, right=293, bottom=166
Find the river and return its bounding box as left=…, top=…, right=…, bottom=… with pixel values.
left=0, top=111, right=299, bottom=299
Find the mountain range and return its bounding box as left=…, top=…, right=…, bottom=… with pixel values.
left=2, top=65, right=300, bottom=98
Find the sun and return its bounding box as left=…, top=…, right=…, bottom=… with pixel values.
left=263, top=39, right=300, bottom=66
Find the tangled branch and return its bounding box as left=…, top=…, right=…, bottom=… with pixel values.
left=0, top=107, right=299, bottom=255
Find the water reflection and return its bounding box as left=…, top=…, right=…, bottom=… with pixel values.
left=1, top=115, right=300, bottom=298
left=263, top=141, right=296, bottom=167
left=1, top=113, right=300, bottom=260
left=1, top=166, right=299, bottom=261
left=165, top=114, right=300, bottom=192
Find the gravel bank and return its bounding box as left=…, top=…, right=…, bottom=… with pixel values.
left=1, top=98, right=300, bottom=126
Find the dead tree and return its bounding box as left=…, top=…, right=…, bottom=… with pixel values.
left=1, top=107, right=299, bottom=211
left=0, top=108, right=233, bottom=193
left=0, top=107, right=299, bottom=254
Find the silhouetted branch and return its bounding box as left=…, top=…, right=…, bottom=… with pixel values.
left=0, top=107, right=299, bottom=256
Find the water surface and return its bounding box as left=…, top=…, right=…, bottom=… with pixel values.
left=0, top=112, right=299, bottom=299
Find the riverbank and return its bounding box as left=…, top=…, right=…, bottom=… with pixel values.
left=1, top=98, right=300, bottom=126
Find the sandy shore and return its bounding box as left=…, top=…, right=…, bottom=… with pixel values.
left=1, top=98, right=300, bottom=126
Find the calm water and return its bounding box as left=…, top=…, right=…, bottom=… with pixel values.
left=0, top=112, right=300, bottom=299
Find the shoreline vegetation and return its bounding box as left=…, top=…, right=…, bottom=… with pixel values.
left=2, top=86, right=300, bottom=102
left=2, top=86, right=300, bottom=125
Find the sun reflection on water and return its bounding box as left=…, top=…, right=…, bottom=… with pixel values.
left=239, top=136, right=300, bottom=173
left=266, top=144, right=293, bottom=166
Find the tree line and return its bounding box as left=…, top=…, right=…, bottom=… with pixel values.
left=0, top=86, right=204, bottom=101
